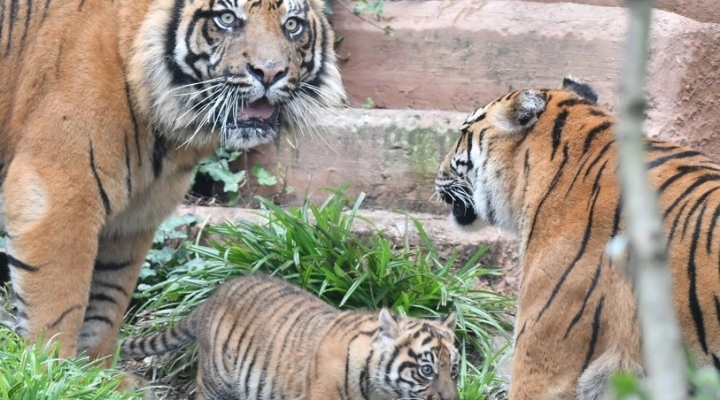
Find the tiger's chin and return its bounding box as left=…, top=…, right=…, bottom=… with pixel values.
left=449, top=201, right=484, bottom=232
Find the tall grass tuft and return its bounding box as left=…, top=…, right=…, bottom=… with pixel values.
left=0, top=328, right=144, bottom=400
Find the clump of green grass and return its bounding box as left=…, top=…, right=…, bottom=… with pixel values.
left=0, top=328, right=145, bottom=400
left=127, top=187, right=514, bottom=398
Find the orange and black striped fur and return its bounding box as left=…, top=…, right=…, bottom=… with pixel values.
left=121, top=274, right=460, bottom=400
left=435, top=77, right=720, bottom=399
left=0, top=0, right=345, bottom=366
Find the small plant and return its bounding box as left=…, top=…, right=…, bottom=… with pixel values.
left=191, top=149, right=281, bottom=206
left=362, top=97, right=376, bottom=109
left=192, top=148, right=246, bottom=206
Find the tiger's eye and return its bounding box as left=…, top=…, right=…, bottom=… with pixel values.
left=218, top=12, right=236, bottom=27
left=284, top=17, right=302, bottom=34
left=419, top=365, right=434, bottom=378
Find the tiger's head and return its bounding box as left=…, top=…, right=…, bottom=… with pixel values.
left=373, top=309, right=459, bottom=400
left=434, top=77, right=600, bottom=232
left=128, top=0, right=346, bottom=149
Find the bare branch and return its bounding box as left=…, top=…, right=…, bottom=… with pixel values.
left=615, top=1, right=688, bottom=398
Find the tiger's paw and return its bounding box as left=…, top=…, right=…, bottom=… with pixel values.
left=0, top=308, right=16, bottom=330
left=118, top=373, right=158, bottom=399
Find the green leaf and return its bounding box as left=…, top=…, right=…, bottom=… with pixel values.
left=253, top=165, right=278, bottom=186
left=362, top=97, right=375, bottom=109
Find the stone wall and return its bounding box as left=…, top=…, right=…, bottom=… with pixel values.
left=331, top=0, right=720, bottom=158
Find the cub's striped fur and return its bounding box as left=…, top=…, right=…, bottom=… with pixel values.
left=435, top=77, right=720, bottom=399
left=121, top=274, right=460, bottom=400
left=0, top=0, right=345, bottom=366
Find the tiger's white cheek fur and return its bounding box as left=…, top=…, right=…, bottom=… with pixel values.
left=450, top=142, right=487, bottom=233
left=478, top=162, right=517, bottom=233
left=459, top=136, right=517, bottom=234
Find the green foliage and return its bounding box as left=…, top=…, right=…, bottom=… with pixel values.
left=352, top=0, right=385, bottom=20
left=193, top=148, right=246, bottom=205
left=689, top=368, right=720, bottom=400
left=126, top=187, right=513, bottom=398
left=192, top=149, right=280, bottom=206
left=611, top=371, right=647, bottom=400
left=137, top=214, right=204, bottom=286
left=610, top=352, right=720, bottom=400
left=0, top=328, right=144, bottom=400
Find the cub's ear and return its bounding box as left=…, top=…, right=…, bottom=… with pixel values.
left=438, top=311, right=457, bottom=331
left=378, top=308, right=399, bottom=339
left=562, top=76, right=598, bottom=104
left=496, top=90, right=547, bottom=132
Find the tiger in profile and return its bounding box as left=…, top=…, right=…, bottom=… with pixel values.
left=0, top=0, right=345, bottom=370
left=121, top=274, right=460, bottom=400
left=434, top=77, right=720, bottom=399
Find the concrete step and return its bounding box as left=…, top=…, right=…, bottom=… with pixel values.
left=496, top=0, right=719, bottom=23
left=330, top=0, right=720, bottom=160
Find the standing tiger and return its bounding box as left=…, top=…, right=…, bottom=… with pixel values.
left=434, top=77, right=720, bottom=399
left=121, top=274, right=460, bottom=400
left=0, top=0, right=345, bottom=369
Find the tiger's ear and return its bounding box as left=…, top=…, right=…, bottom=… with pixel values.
left=562, top=76, right=598, bottom=104
left=498, top=90, right=547, bottom=132
left=379, top=308, right=399, bottom=339
left=439, top=311, right=457, bottom=331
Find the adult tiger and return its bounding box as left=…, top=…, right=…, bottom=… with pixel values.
left=0, top=0, right=345, bottom=367
left=121, top=274, right=460, bottom=400
left=434, top=77, right=720, bottom=399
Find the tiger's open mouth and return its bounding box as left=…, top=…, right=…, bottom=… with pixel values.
left=226, top=97, right=281, bottom=132
left=439, top=185, right=478, bottom=226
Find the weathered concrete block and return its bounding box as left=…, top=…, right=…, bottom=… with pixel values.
left=248, top=108, right=468, bottom=214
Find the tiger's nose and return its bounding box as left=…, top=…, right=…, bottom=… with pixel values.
left=247, top=62, right=288, bottom=85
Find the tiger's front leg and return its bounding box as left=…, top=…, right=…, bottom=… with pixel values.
left=4, top=152, right=107, bottom=358
left=78, top=230, right=154, bottom=361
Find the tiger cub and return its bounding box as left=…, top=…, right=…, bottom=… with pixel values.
left=121, top=274, right=460, bottom=400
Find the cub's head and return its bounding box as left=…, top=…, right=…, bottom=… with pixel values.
left=434, top=77, right=599, bottom=231
left=131, top=0, right=346, bottom=149
left=373, top=309, right=459, bottom=400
